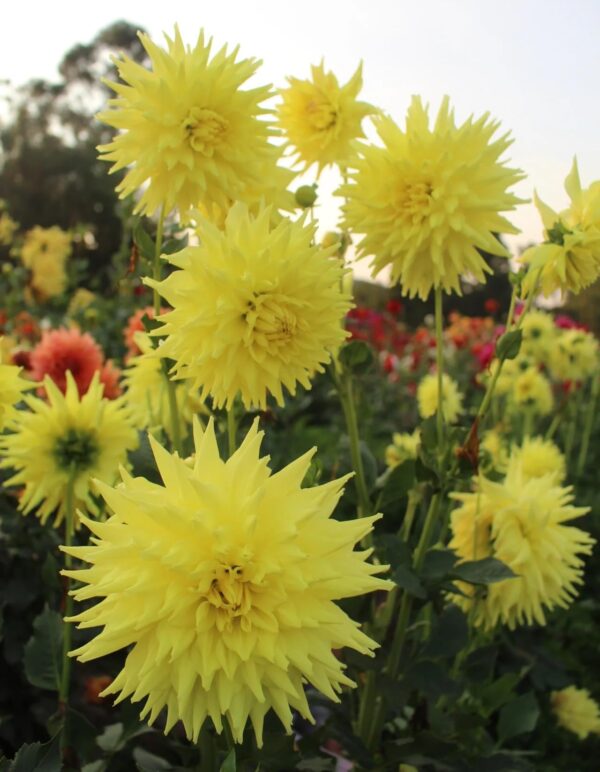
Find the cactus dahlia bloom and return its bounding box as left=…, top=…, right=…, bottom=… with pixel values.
left=449, top=465, right=594, bottom=629
left=277, top=61, right=375, bottom=173
left=97, top=27, right=280, bottom=220
left=509, top=437, right=566, bottom=484
left=339, top=96, right=523, bottom=299
left=0, top=373, right=137, bottom=526
left=417, top=373, right=463, bottom=423
left=510, top=366, right=553, bottom=416
left=30, top=328, right=104, bottom=397
left=548, top=328, right=599, bottom=382
left=63, top=419, right=391, bottom=745
left=519, top=310, right=556, bottom=361
left=385, top=430, right=420, bottom=469
left=0, top=349, right=31, bottom=430
left=521, top=159, right=600, bottom=297
left=551, top=686, right=600, bottom=739
left=148, top=203, right=351, bottom=409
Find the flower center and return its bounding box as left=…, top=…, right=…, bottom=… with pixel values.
left=243, top=293, right=299, bottom=354
left=206, top=564, right=251, bottom=619
left=394, top=179, right=433, bottom=223
left=183, top=107, right=229, bottom=156
left=305, top=98, right=338, bottom=131
left=53, top=427, right=99, bottom=472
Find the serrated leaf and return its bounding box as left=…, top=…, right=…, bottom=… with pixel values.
left=338, top=340, right=375, bottom=375
left=422, top=606, right=468, bottom=659
left=134, top=748, right=173, bottom=771
left=498, top=692, right=539, bottom=741
left=452, top=557, right=516, bottom=585
left=23, top=606, right=62, bottom=691
left=7, top=734, right=61, bottom=772
left=420, top=549, right=457, bottom=581
left=393, top=564, right=426, bottom=599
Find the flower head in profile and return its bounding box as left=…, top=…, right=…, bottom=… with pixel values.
left=30, top=328, right=104, bottom=397
left=0, top=373, right=137, bottom=526
left=551, top=686, right=600, bottom=739
left=417, top=373, right=463, bottom=423
left=449, top=464, right=594, bottom=629
left=521, top=159, right=600, bottom=297
left=149, top=203, right=351, bottom=409
left=509, top=437, right=566, bottom=484
left=0, top=347, right=31, bottom=430
left=123, top=332, right=203, bottom=441
left=548, top=328, right=598, bottom=382
left=63, top=418, right=391, bottom=745
left=339, top=96, right=523, bottom=299
left=277, top=61, right=375, bottom=174
left=98, top=27, right=278, bottom=219
left=385, top=430, right=420, bottom=469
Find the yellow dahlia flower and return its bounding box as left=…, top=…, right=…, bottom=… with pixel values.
left=0, top=211, right=18, bottom=245
left=551, top=686, right=600, bottom=739
left=417, top=373, right=463, bottom=423
left=385, top=430, right=420, bottom=468
left=98, top=27, right=277, bottom=219
left=548, top=328, right=599, bottom=382
left=0, top=372, right=137, bottom=526
left=149, top=203, right=351, bottom=409
left=509, top=437, right=566, bottom=484
left=510, top=366, right=553, bottom=416
left=20, top=225, right=72, bottom=269
left=449, top=465, right=594, bottom=629
left=277, top=61, right=375, bottom=173
left=123, top=332, right=204, bottom=441
left=519, top=310, right=556, bottom=361
left=481, top=354, right=535, bottom=397
left=521, top=159, right=600, bottom=297
left=339, top=96, right=523, bottom=299
left=0, top=349, right=31, bottom=430
left=480, top=428, right=508, bottom=473
left=64, top=419, right=390, bottom=745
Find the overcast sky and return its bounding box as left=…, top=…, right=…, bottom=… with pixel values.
left=2, top=0, right=599, bottom=273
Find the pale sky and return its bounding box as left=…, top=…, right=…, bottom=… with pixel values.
left=2, top=0, right=600, bottom=273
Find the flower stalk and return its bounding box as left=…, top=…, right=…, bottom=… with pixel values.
left=59, top=463, right=77, bottom=754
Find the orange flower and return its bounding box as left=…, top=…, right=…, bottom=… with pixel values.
left=30, top=328, right=104, bottom=397
left=99, top=360, right=122, bottom=400
left=124, top=306, right=167, bottom=359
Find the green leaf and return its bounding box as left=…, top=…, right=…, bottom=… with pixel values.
left=23, top=606, right=62, bottom=691
left=97, top=723, right=124, bottom=753
left=393, top=564, right=426, bottom=599
left=134, top=748, right=173, bottom=771
left=219, top=750, right=236, bottom=772
left=495, top=329, right=523, bottom=361
left=132, top=219, right=156, bottom=261
left=338, top=340, right=375, bottom=375
left=377, top=460, right=416, bottom=509
left=452, top=557, right=517, bottom=585
left=422, top=606, right=468, bottom=659
left=498, top=692, right=539, bottom=741
left=420, top=549, right=457, bottom=581
left=7, top=735, right=61, bottom=772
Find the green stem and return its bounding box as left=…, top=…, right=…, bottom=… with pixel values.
left=564, top=395, right=578, bottom=472
left=335, top=369, right=372, bottom=517
left=59, top=464, right=77, bottom=755
left=576, top=374, right=599, bottom=477
left=152, top=207, right=166, bottom=317
left=545, top=412, right=562, bottom=440
left=434, top=286, right=445, bottom=449
left=198, top=724, right=215, bottom=772
left=227, top=406, right=237, bottom=457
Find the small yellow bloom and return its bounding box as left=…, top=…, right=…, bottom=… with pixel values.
left=98, top=27, right=278, bottom=220
left=548, top=328, right=598, bottom=382
left=340, top=96, right=523, bottom=299
left=521, top=159, right=600, bottom=297
left=417, top=373, right=463, bottom=423
left=0, top=372, right=137, bottom=526
left=0, top=211, right=18, bottom=245
left=149, top=203, right=351, bottom=410
left=277, top=61, right=375, bottom=174
left=519, top=310, right=556, bottom=361
left=480, top=428, right=508, bottom=473
left=68, top=288, right=96, bottom=315
left=551, top=686, right=600, bottom=739
left=385, top=430, right=420, bottom=468
left=511, top=367, right=553, bottom=415
left=0, top=345, right=31, bottom=430
left=20, top=226, right=72, bottom=299
left=449, top=465, right=594, bottom=630
left=63, top=418, right=391, bottom=745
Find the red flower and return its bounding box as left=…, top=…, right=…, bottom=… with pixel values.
left=124, top=306, right=167, bottom=358
left=484, top=298, right=501, bottom=314
left=386, top=298, right=403, bottom=316
left=30, top=328, right=104, bottom=396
